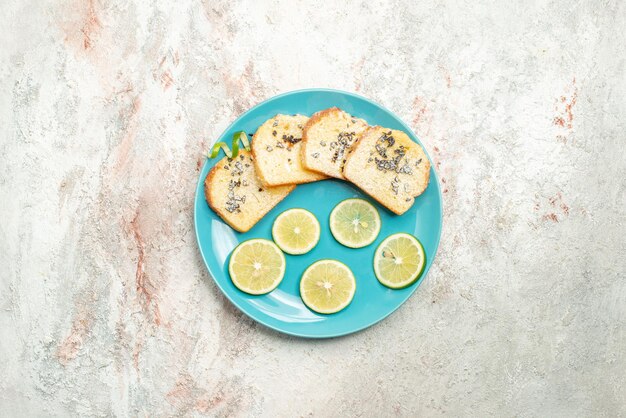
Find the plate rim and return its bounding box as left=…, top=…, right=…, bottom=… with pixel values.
left=194, top=88, right=444, bottom=339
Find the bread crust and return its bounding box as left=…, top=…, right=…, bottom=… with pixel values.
left=204, top=152, right=295, bottom=232
left=343, top=126, right=431, bottom=215
left=301, top=107, right=367, bottom=179
left=343, top=125, right=378, bottom=166
left=302, top=107, right=341, bottom=137
left=252, top=114, right=327, bottom=187
left=204, top=160, right=245, bottom=231
left=301, top=107, right=336, bottom=173
left=249, top=130, right=268, bottom=186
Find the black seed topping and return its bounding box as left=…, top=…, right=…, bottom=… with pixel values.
left=397, top=163, right=412, bottom=174
left=391, top=176, right=400, bottom=195
left=225, top=179, right=246, bottom=213
left=373, top=134, right=413, bottom=175
left=281, top=134, right=301, bottom=145
left=231, top=161, right=244, bottom=176
left=380, top=131, right=395, bottom=147
left=375, top=144, right=388, bottom=158
left=330, top=131, right=357, bottom=163
left=394, top=145, right=406, bottom=157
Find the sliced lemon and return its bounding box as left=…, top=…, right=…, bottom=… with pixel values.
left=329, top=198, right=381, bottom=248
left=373, top=233, right=426, bottom=289
left=271, top=208, right=320, bottom=255
left=300, top=260, right=356, bottom=314
left=228, top=239, right=286, bottom=295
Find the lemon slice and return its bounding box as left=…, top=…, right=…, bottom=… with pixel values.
left=300, top=260, right=356, bottom=314
left=228, top=239, right=286, bottom=295
left=373, top=233, right=426, bottom=289
left=271, top=209, right=320, bottom=255
left=329, top=198, right=381, bottom=248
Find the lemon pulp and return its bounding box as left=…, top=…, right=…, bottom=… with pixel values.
left=272, top=209, right=320, bottom=255
left=300, top=260, right=356, bottom=314
left=373, top=233, right=425, bottom=289
left=329, top=198, right=381, bottom=248
left=228, top=239, right=286, bottom=295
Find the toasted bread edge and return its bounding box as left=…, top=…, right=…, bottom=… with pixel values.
left=344, top=126, right=432, bottom=215
left=300, top=107, right=342, bottom=176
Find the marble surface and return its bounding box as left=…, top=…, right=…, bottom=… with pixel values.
left=1, top=0, right=625, bottom=416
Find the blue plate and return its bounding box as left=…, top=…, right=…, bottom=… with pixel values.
left=194, top=89, right=442, bottom=338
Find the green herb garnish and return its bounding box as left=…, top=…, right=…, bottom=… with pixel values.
left=208, top=131, right=250, bottom=159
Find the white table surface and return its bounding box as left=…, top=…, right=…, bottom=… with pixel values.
left=1, top=0, right=625, bottom=416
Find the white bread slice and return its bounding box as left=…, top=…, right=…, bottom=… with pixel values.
left=204, top=150, right=295, bottom=232
left=343, top=126, right=431, bottom=215
left=251, top=114, right=327, bottom=187
left=301, top=107, right=368, bottom=179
